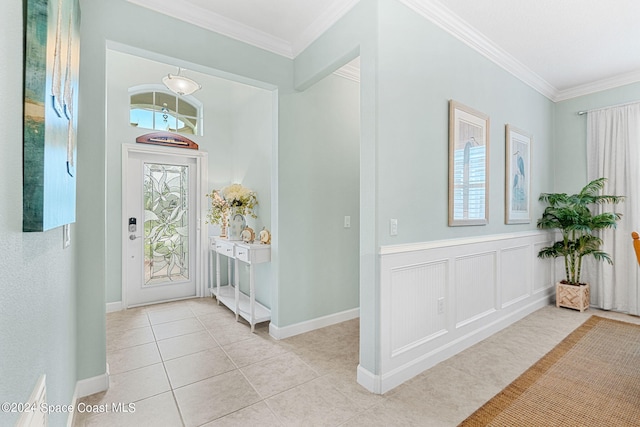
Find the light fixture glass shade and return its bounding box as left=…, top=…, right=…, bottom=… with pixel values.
left=162, top=72, right=201, bottom=96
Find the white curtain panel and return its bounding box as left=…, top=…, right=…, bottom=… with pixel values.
left=586, top=102, right=640, bottom=315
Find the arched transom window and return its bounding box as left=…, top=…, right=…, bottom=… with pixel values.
left=129, top=85, right=203, bottom=136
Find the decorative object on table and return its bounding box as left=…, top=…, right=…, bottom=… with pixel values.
left=206, top=183, right=258, bottom=241
left=537, top=177, right=624, bottom=311
left=259, top=227, right=271, bottom=245
left=505, top=125, right=531, bottom=224
left=23, top=0, right=81, bottom=232
left=135, top=131, right=198, bottom=150
left=205, top=189, right=229, bottom=237
left=241, top=226, right=255, bottom=243
left=448, top=100, right=490, bottom=227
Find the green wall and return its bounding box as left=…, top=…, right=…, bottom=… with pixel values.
left=294, top=0, right=557, bottom=374
left=0, top=1, right=77, bottom=425
left=554, top=82, right=640, bottom=192
left=376, top=0, right=555, bottom=244
left=278, top=72, right=361, bottom=325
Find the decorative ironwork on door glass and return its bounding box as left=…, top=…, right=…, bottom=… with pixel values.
left=143, top=163, right=189, bottom=285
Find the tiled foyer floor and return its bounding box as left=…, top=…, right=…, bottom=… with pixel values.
left=74, top=298, right=640, bottom=426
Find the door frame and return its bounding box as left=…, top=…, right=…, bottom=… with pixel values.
left=121, top=143, right=209, bottom=308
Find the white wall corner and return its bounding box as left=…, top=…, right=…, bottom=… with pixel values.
left=269, top=308, right=360, bottom=340
left=357, top=364, right=382, bottom=394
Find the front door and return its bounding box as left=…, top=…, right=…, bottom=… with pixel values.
left=124, top=146, right=205, bottom=307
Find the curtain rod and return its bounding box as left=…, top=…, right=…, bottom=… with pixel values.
left=577, top=100, right=640, bottom=116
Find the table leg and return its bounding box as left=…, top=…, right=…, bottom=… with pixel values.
left=249, top=263, right=255, bottom=333
left=234, top=257, right=240, bottom=321
left=215, top=251, right=221, bottom=305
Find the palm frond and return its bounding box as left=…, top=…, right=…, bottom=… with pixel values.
left=536, top=177, right=623, bottom=284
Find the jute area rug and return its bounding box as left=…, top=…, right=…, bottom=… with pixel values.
left=459, top=316, right=640, bottom=426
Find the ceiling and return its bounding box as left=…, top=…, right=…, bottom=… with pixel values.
left=127, top=0, right=640, bottom=101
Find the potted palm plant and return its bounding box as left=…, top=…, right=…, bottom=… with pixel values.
left=537, top=177, right=623, bottom=311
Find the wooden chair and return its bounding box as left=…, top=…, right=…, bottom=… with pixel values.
left=632, top=232, right=640, bottom=265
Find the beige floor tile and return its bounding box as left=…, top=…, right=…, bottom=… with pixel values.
left=292, top=342, right=359, bottom=375
left=403, top=364, right=501, bottom=422
left=157, top=330, right=220, bottom=361
left=321, top=366, right=383, bottom=411
left=223, top=336, right=287, bottom=368
left=106, top=310, right=150, bottom=331
left=201, top=401, right=281, bottom=427
left=188, top=298, right=227, bottom=316
left=165, top=348, right=236, bottom=388
left=148, top=306, right=195, bottom=325
left=198, top=309, right=245, bottom=327
left=85, top=299, right=640, bottom=427
left=107, top=326, right=155, bottom=352
left=265, top=377, right=362, bottom=426
left=340, top=399, right=448, bottom=427
left=81, top=363, right=170, bottom=407
left=241, top=352, right=318, bottom=398
left=207, top=319, right=256, bottom=346
left=152, top=318, right=204, bottom=340
left=107, top=342, right=161, bottom=375
left=76, top=392, right=182, bottom=427
left=174, top=370, right=261, bottom=427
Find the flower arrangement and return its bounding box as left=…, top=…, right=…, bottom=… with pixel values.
left=205, top=183, right=258, bottom=226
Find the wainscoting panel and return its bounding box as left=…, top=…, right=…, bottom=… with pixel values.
left=534, top=241, right=555, bottom=293
left=390, top=260, right=448, bottom=356
left=455, top=252, right=497, bottom=327
left=374, top=231, right=555, bottom=393
left=500, top=245, right=531, bottom=308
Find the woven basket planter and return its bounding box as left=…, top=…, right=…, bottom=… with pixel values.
left=556, top=282, right=590, bottom=312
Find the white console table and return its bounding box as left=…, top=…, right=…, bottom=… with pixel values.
left=209, top=237, right=271, bottom=332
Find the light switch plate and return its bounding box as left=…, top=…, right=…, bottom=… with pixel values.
left=390, top=218, right=398, bottom=236
left=344, top=216, right=351, bottom=228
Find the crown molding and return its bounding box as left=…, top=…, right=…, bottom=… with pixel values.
left=398, top=0, right=558, bottom=100
left=333, top=63, right=361, bottom=83
left=554, top=70, right=640, bottom=102
left=127, top=0, right=640, bottom=101
left=292, top=0, right=361, bottom=57
left=127, top=0, right=294, bottom=58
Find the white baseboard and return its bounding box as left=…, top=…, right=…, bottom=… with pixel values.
left=106, top=301, right=123, bottom=313
left=74, top=364, right=109, bottom=399
left=357, top=296, right=551, bottom=394
left=67, top=387, right=78, bottom=427
left=269, top=308, right=360, bottom=340
left=357, top=364, right=380, bottom=394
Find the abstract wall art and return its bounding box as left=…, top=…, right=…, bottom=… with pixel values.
left=23, top=0, right=80, bottom=231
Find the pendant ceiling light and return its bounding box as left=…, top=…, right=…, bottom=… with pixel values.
left=162, top=67, right=201, bottom=96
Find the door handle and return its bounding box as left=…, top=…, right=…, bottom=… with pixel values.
left=129, top=234, right=142, bottom=240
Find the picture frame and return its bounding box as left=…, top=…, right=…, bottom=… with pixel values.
left=448, top=100, right=490, bottom=226
left=505, top=125, right=531, bottom=224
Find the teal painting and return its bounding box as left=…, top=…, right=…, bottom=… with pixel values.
left=23, top=0, right=80, bottom=231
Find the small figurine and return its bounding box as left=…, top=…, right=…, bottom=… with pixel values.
left=241, top=226, right=255, bottom=243
left=259, top=227, right=271, bottom=245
